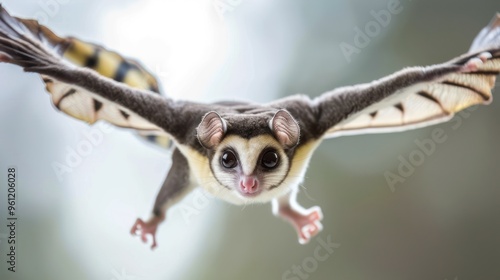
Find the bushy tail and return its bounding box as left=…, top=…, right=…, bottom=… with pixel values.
left=0, top=5, right=173, bottom=149
left=0, top=5, right=69, bottom=70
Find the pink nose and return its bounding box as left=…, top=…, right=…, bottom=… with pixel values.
left=240, top=176, right=259, bottom=194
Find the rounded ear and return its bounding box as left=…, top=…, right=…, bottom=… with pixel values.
left=197, top=111, right=227, bottom=149
left=270, top=109, right=300, bottom=149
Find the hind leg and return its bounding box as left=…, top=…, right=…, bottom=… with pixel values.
left=272, top=187, right=323, bottom=244
left=130, top=148, right=194, bottom=249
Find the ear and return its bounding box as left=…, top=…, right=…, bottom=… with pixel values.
left=197, top=111, right=227, bottom=149
left=270, top=109, right=300, bottom=149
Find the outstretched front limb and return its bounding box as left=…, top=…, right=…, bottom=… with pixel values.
left=0, top=6, right=204, bottom=142
left=272, top=187, right=323, bottom=244
left=131, top=148, right=195, bottom=249
left=272, top=14, right=500, bottom=139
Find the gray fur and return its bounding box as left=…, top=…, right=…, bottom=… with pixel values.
left=3, top=3, right=489, bottom=152
left=309, top=64, right=462, bottom=135
left=152, top=148, right=191, bottom=217
left=1, top=7, right=500, bottom=247
left=0, top=6, right=499, bottom=151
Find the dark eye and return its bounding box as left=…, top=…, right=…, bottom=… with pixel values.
left=261, top=151, right=279, bottom=169
left=221, top=150, right=238, bottom=169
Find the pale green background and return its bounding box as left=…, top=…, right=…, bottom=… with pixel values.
left=0, top=0, right=499, bottom=279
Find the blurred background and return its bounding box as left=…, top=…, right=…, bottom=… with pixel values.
left=0, top=0, right=499, bottom=279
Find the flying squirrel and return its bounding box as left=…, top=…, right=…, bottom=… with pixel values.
left=0, top=6, right=499, bottom=248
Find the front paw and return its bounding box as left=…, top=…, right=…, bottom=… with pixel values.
left=130, top=216, right=162, bottom=249
left=461, top=52, right=492, bottom=72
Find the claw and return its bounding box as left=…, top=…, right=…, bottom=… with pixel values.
left=130, top=217, right=161, bottom=249
left=463, top=57, right=483, bottom=72
left=278, top=205, right=324, bottom=245
left=479, top=52, right=492, bottom=62
left=462, top=52, right=491, bottom=73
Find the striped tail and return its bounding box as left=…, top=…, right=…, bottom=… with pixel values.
left=0, top=5, right=172, bottom=150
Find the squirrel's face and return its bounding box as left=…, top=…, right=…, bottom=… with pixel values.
left=209, top=134, right=291, bottom=199
left=195, top=110, right=302, bottom=203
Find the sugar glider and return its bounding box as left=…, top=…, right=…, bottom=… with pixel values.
left=0, top=6, right=499, bottom=248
